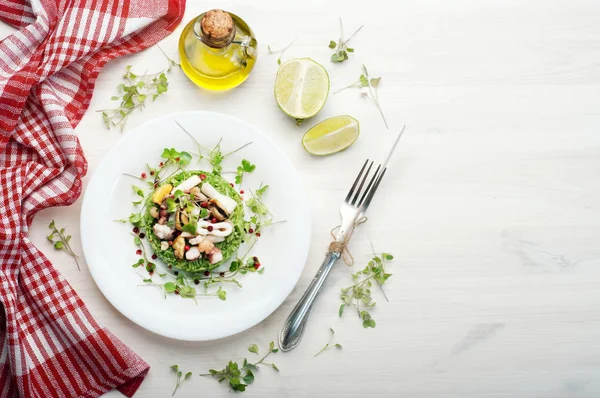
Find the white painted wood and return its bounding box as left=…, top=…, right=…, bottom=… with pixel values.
left=2, top=0, right=600, bottom=396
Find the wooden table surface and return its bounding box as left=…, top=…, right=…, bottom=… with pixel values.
left=3, top=0, right=600, bottom=396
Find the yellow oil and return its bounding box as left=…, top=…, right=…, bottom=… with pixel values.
left=178, top=12, right=257, bottom=91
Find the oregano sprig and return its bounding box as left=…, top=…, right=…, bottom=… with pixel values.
left=329, top=18, right=363, bottom=63
left=99, top=49, right=178, bottom=132
left=335, top=64, right=388, bottom=128
left=47, top=220, right=81, bottom=271
left=200, top=341, right=279, bottom=392
left=314, top=327, right=342, bottom=357
left=170, top=365, right=192, bottom=396
left=339, top=252, right=393, bottom=328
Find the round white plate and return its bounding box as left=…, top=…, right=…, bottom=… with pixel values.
left=81, top=111, right=310, bottom=341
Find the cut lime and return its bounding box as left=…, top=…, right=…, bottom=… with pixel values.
left=302, top=115, right=359, bottom=156
left=275, top=58, right=329, bottom=125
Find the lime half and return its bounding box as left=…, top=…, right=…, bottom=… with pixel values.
left=275, top=58, right=329, bottom=125
left=302, top=115, right=359, bottom=156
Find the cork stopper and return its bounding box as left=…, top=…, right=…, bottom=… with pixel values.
left=200, top=9, right=235, bottom=48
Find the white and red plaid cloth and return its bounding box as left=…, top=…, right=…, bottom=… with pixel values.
left=0, top=0, right=184, bottom=396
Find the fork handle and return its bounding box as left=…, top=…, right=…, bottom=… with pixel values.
left=278, top=251, right=341, bottom=352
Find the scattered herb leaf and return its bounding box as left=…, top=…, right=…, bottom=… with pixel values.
left=200, top=341, right=279, bottom=392
left=339, top=251, right=393, bottom=328
left=330, top=18, right=363, bottom=63
left=99, top=48, right=179, bottom=132
left=48, top=220, right=81, bottom=271
left=314, top=327, right=343, bottom=357
left=335, top=64, right=388, bottom=128
left=235, top=159, right=256, bottom=185
left=170, top=364, right=192, bottom=396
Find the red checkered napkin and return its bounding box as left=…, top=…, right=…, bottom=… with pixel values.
left=0, top=0, right=184, bottom=396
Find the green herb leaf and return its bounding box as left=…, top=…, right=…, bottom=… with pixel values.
left=166, top=198, right=177, bottom=213
left=54, top=241, right=64, bottom=250
left=370, top=77, right=381, bottom=87
left=164, top=282, right=176, bottom=293
left=248, top=344, right=259, bottom=354
left=182, top=221, right=197, bottom=234
left=256, top=185, right=269, bottom=197
left=173, top=190, right=184, bottom=200
left=363, top=319, right=376, bottom=328
left=339, top=303, right=345, bottom=317
left=129, top=213, right=142, bottom=226
left=179, top=151, right=192, bottom=166
left=359, top=74, right=369, bottom=87
left=329, top=19, right=362, bottom=63
left=243, top=369, right=254, bottom=384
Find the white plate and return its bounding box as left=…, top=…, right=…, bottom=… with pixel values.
left=81, top=111, right=310, bottom=341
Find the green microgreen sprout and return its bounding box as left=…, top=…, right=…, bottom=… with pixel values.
left=245, top=184, right=274, bottom=236
left=314, top=327, right=342, bottom=357
left=339, top=251, right=393, bottom=328
left=235, top=159, right=256, bottom=185
left=47, top=220, right=81, bottom=271
left=200, top=341, right=279, bottom=392
left=268, top=38, right=297, bottom=65
left=99, top=47, right=179, bottom=132
left=170, top=365, right=192, bottom=396
left=329, top=18, right=363, bottom=63
left=335, top=64, right=388, bottom=128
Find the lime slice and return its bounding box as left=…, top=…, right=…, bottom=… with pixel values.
left=275, top=58, right=329, bottom=124
left=302, top=115, right=359, bottom=156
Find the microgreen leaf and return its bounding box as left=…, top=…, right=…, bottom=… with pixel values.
left=181, top=221, right=197, bottom=234
left=339, top=251, right=393, bottom=328
left=329, top=18, right=363, bottom=63
left=166, top=198, right=177, bottom=213
left=48, top=220, right=81, bottom=271
left=171, top=364, right=192, bottom=396
left=235, top=159, right=256, bottom=185
left=100, top=50, right=178, bottom=132
left=335, top=65, right=388, bottom=128
left=201, top=341, right=280, bottom=392
left=178, top=151, right=192, bottom=166
left=314, top=327, right=342, bottom=357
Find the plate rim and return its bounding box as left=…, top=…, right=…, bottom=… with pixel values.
left=80, top=110, right=311, bottom=341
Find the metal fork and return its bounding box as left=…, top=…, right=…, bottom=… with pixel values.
left=278, top=127, right=405, bottom=352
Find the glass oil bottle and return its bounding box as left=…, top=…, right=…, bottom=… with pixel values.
left=178, top=9, right=258, bottom=90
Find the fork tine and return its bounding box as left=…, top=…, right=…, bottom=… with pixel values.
left=345, top=159, right=369, bottom=203
left=358, top=164, right=381, bottom=206
left=362, top=167, right=387, bottom=209
left=351, top=161, right=373, bottom=205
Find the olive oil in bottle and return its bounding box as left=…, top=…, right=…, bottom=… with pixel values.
left=178, top=9, right=257, bottom=90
